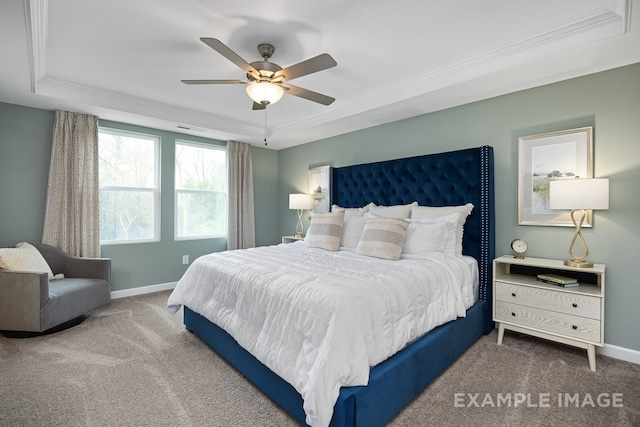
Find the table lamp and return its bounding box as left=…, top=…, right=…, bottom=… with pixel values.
left=289, top=194, right=313, bottom=238
left=549, top=177, right=609, bottom=268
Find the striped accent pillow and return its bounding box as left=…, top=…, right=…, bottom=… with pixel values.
left=306, top=211, right=345, bottom=251
left=356, top=217, right=409, bottom=260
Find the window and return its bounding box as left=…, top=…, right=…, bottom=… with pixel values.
left=175, top=141, right=227, bottom=239
left=98, top=128, right=160, bottom=244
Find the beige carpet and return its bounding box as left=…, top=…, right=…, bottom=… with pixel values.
left=1, top=291, right=638, bottom=427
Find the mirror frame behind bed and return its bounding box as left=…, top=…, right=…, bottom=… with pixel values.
left=183, top=145, right=495, bottom=427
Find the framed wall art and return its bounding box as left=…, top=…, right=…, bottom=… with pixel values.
left=518, top=126, right=593, bottom=227
left=308, top=165, right=332, bottom=214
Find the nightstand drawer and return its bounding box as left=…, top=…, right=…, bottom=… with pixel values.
left=495, top=301, right=601, bottom=343
left=495, top=281, right=601, bottom=320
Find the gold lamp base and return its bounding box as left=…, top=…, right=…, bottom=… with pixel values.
left=564, top=209, right=594, bottom=269
left=564, top=259, right=594, bottom=268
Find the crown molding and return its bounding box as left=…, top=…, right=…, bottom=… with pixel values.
left=36, top=77, right=264, bottom=136
left=25, top=0, right=48, bottom=92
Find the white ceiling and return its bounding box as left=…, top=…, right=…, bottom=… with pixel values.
left=1, top=0, right=638, bottom=150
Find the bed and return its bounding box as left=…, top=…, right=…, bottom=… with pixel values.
left=168, top=145, right=495, bottom=427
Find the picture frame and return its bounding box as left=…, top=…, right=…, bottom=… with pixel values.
left=308, top=165, right=332, bottom=214
left=518, top=126, right=593, bottom=227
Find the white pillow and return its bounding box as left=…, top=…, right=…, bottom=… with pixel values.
left=331, top=202, right=374, bottom=218
left=411, top=203, right=474, bottom=256
left=0, top=242, right=55, bottom=279
left=340, top=216, right=367, bottom=249
left=305, top=211, right=345, bottom=251
left=402, top=213, right=460, bottom=258
left=368, top=201, right=417, bottom=219
left=356, top=217, right=409, bottom=260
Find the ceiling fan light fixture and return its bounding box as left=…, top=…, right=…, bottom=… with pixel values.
left=246, top=81, right=284, bottom=105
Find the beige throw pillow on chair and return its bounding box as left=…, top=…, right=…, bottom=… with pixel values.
left=0, top=242, right=55, bottom=279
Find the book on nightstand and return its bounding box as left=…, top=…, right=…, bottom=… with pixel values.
left=536, top=273, right=579, bottom=287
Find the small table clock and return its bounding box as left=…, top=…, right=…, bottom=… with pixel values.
left=510, top=238, right=528, bottom=259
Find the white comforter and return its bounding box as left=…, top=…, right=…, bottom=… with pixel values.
left=167, top=242, right=477, bottom=427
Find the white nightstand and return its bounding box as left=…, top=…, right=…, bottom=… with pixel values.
left=493, top=255, right=605, bottom=371
left=282, top=235, right=305, bottom=244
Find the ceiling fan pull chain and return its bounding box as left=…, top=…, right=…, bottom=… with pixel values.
left=264, top=108, right=268, bottom=146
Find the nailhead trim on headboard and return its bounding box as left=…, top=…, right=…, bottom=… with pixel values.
left=479, top=145, right=495, bottom=303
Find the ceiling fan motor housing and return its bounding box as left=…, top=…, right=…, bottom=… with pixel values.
left=248, top=61, right=282, bottom=81
left=248, top=43, right=283, bottom=81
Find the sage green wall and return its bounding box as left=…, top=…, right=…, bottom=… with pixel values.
left=0, top=106, right=280, bottom=291
left=277, top=63, right=640, bottom=352
left=0, top=103, right=54, bottom=243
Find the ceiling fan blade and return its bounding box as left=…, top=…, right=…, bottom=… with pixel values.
left=273, top=53, right=337, bottom=82
left=252, top=102, right=266, bottom=111
left=200, top=38, right=259, bottom=79
left=181, top=79, right=248, bottom=85
left=281, top=84, right=335, bottom=105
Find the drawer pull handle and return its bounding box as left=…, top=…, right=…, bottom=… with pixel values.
left=511, top=312, right=516, bottom=317
left=572, top=303, right=578, bottom=308
left=572, top=325, right=578, bottom=330
left=511, top=292, right=516, bottom=297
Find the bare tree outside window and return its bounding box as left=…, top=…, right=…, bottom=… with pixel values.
left=98, top=129, right=159, bottom=244
left=175, top=141, right=227, bottom=239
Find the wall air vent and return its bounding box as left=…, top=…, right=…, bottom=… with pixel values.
left=177, top=125, right=205, bottom=132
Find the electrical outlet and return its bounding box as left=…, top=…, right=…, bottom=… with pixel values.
left=182, top=255, right=189, bottom=265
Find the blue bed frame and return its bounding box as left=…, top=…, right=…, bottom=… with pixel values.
left=183, top=145, right=495, bottom=426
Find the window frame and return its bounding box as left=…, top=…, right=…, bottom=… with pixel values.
left=98, top=127, right=161, bottom=245
left=174, top=139, right=227, bottom=241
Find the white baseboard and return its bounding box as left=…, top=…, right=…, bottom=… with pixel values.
left=600, top=343, right=640, bottom=365
left=111, top=282, right=177, bottom=300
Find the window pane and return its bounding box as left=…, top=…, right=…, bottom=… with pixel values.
left=99, top=131, right=157, bottom=188
left=99, top=128, right=159, bottom=244
left=100, top=189, right=156, bottom=242
left=176, top=191, right=226, bottom=237
left=175, top=141, right=227, bottom=240
left=175, top=143, right=226, bottom=191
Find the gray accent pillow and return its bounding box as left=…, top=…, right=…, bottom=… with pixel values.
left=356, top=217, right=409, bottom=260
left=306, top=211, right=345, bottom=251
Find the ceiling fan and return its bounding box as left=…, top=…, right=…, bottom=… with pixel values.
left=182, top=38, right=337, bottom=110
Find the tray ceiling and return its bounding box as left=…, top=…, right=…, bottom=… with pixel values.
left=0, top=0, right=637, bottom=149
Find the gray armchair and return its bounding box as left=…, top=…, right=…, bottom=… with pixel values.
left=0, top=243, right=111, bottom=334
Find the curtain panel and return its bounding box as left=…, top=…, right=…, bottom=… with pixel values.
left=42, top=110, right=100, bottom=257
left=227, top=140, right=256, bottom=250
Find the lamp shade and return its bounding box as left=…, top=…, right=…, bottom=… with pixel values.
left=549, top=178, right=609, bottom=210
left=289, top=193, right=313, bottom=210
left=246, top=82, right=284, bottom=105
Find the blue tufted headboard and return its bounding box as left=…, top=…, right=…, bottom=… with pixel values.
left=331, top=146, right=495, bottom=312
